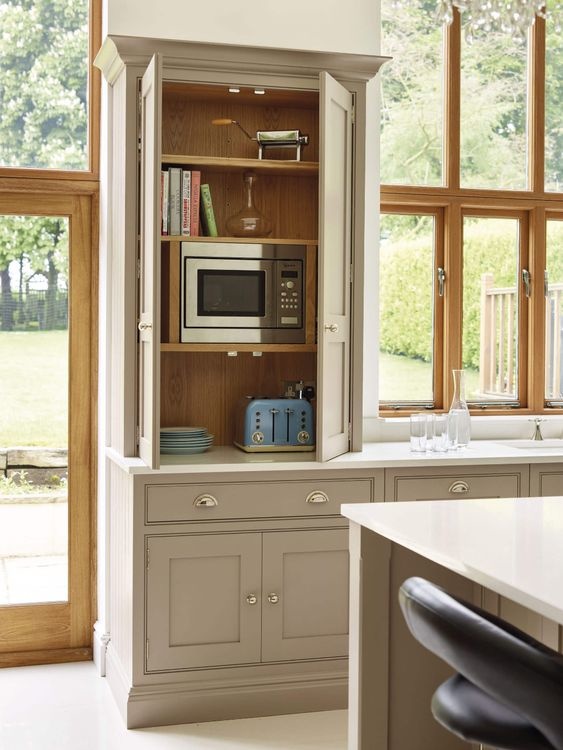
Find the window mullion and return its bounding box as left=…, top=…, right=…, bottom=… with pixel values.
left=444, top=9, right=461, bottom=190
left=443, top=202, right=462, bottom=408
left=529, top=17, right=546, bottom=196
left=529, top=207, right=547, bottom=411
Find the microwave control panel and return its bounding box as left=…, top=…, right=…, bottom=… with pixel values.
left=276, top=260, right=303, bottom=328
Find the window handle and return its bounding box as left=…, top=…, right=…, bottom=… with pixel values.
left=437, top=267, right=446, bottom=297
left=522, top=269, right=531, bottom=298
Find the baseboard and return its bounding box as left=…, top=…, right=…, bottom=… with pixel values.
left=105, top=644, right=133, bottom=725
left=93, top=621, right=111, bottom=676
left=125, top=669, right=348, bottom=729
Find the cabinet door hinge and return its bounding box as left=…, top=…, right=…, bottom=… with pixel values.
left=348, top=423, right=352, bottom=441
left=137, top=257, right=141, bottom=279
left=145, top=546, right=150, bottom=570
left=136, top=425, right=141, bottom=446
left=146, top=638, right=150, bottom=663
left=351, top=104, right=355, bottom=125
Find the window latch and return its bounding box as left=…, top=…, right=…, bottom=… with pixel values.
left=437, top=267, right=446, bottom=297
left=522, top=269, right=531, bottom=298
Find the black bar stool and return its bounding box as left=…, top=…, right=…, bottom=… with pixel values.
left=398, top=577, right=563, bottom=750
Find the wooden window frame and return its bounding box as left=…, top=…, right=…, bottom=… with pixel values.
left=380, top=11, right=562, bottom=417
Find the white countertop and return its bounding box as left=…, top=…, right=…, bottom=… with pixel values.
left=342, top=496, right=563, bottom=626
left=108, top=439, right=563, bottom=474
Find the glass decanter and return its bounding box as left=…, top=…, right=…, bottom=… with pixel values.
left=226, top=171, right=272, bottom=238
left=447, top=369, right=471, bottom=448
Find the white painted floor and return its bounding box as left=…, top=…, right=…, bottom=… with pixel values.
left=0, top=661, right=348, bottom=749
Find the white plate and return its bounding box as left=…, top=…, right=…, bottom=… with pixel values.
left=160, top=426, right=207, bottom=435
left=161, top=445, right=212, bottom=455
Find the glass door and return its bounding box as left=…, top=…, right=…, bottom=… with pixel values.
left=0, top=194, right=93, bottom=665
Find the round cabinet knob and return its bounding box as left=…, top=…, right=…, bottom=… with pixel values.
left=324, top=323, right=339, bottom=333
left=267, top=593, right=279, bottom=604
left=246, top=594, right=258, bottom=605
left=194, top=494, right=218, bottom=508
left=138, top=321, right=152, bottom=331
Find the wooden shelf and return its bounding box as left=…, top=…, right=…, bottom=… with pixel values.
left=161, top=343, right=317, bottom=353
left=161, top=236, right=318, bottom=245
left=162, top=154, right=319, bottom=177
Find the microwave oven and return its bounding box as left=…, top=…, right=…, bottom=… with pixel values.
left=180, top=242, right=307, bottom=344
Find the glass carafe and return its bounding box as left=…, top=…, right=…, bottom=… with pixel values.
left=226, top=171, right=272, bottom=238
left=447, top=369, right=471, bottom=448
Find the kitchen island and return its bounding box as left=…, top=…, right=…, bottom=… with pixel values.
left=341, top=496, right=563, bottom=750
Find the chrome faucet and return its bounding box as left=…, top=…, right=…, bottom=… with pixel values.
left=530, top=417, right=545, bottom=441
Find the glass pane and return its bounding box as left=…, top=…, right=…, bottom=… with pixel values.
left=545, top=220, right=563, bottom=399
left=0, top=215, right=68, bottom=604
left=460, top=27, right=528, bottom=189
left=545, top=2, right=563, bottom=192
left=0, top=0, right=88, bottom=170
left=380, top=0, right=444, bottom=186
left=462, top=216, right=519, bottom=403
left=379, top=214, right=435, bottom=403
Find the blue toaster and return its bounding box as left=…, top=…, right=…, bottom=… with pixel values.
left=234, top=397, right=315, bottom=452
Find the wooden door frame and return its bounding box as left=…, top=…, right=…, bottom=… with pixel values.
left=0, top=190, right=97, bottom=667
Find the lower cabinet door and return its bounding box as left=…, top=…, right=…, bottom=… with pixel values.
left=261, top=528, right=350, bottom=662
left=145, top=533, right=262, bottom=671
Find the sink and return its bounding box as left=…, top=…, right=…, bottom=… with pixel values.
left=496, top=439, right=563, bottom=451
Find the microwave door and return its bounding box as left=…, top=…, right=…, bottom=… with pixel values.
left=184, top=258, right=275, bottom=331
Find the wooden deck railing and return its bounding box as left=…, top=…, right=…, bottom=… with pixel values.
left=480, top=274, right=563, bottom=399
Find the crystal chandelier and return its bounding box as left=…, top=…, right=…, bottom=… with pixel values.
left=437, top=1, right=559, bottom=40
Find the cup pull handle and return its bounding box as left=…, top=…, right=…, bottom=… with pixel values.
left=448, top=481, right=469, bottom=494
left=194, top=494, right=218, bottom=507
left=305, top=491, right=329, bottom=504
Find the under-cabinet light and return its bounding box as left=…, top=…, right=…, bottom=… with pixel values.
left=228, top=87, right=240, bottom=93
left=254, top=88, right=265, bottom=95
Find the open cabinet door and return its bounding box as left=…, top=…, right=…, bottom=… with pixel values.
left=138, top=54, right=162, bottom=469
left=317, top=72, right=354, bottom=461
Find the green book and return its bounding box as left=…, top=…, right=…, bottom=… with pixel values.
left=200, top=183, right=218, bottom=237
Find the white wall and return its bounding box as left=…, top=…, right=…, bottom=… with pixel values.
left=104, top=0, right=379, bottom=56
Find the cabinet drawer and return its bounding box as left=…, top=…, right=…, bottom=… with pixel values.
left=146, top=477, right=373, bottom=524
left=389, top=471, right=524, bottom=501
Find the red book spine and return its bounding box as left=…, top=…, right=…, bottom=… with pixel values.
left=190, top=170, right=201, bottom=237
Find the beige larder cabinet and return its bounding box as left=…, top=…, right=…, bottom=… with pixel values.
left=145, top=528, right=349, bottom=672
left=95, top=36, right=386, bottom=468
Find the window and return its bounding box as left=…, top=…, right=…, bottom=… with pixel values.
left=0, top=0, right=99, bottom=666
left=380, top=1, right=562, bottom=415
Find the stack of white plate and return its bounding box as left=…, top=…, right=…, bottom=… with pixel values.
left=160, top=426, right=214, bottom=454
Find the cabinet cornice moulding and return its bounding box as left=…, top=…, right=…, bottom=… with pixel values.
left=95, top=35, right=389, bottom=84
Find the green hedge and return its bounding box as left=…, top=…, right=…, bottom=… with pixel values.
left=379, top=220, right=563, bottom=370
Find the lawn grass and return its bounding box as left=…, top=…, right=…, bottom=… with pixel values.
left=379, top=351, right=480, bottom=402
left=0, top=331, right=68, bottom=448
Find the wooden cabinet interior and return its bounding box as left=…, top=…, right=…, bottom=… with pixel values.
left=159, top=81, right=321, bottom=445
left=161, top=82, right=319, bottom=241
left=160, top=350, right=317, bottom=445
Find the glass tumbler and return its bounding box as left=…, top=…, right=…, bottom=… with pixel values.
left=409, top=412, right=428, bottom=452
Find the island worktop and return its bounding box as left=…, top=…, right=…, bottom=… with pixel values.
left=341, top=496, right=563, bottom=750
left=342, top=496, right=563, bottom=625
